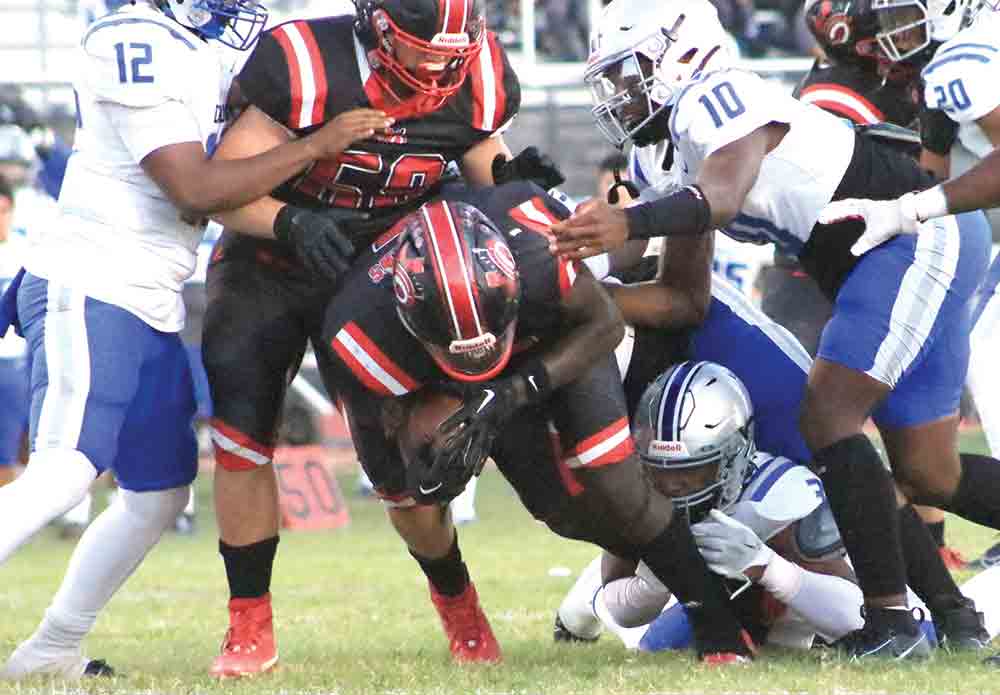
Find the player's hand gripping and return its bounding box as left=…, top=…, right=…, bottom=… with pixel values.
left=817, top=193, right=921, bottom=256
left=548, top=197, right=629, bottom=259
left=428, top=377, right=525, bottom=491
left=691, top=510, right=774, bottom=581
left=273, top=206, right=364, bottom=281
left=492, top=146, right=566, bottom=190
left=306, top=107, right=395, bottom=159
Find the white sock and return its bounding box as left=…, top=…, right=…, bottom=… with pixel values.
left=183, top=486, right=195, bottom=516
left=969, top=299, right=1000, bottom=456
left=0, top=449, right=97, bottom=564
left=60, top=492, right=92, bottom=527
left=14, top=486, right=189, bottom=659
left=556, top=555, right=604, bottom=640
left=450, top=477, right=478, bottom=523
left=593, top=587, right=649, bottom=649
left=961, top=566, right=1000, bottom=639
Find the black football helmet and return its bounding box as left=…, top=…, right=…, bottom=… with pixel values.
left=355, top=0, right=485, bottom=105
left=393, top=199, right=520, bottom=382
left=804, top=0, right=884, bottom=72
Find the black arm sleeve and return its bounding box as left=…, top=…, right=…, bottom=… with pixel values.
left=624, top=185, right=713, bottom=241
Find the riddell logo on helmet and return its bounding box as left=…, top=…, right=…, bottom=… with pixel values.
left=648, top=440, right=689, bottom=458
left=432, top=32, right=470, bottom=47
left=449, top=332, right=496, bottom=356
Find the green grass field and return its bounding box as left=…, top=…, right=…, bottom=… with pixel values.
left=1, top=431, right=998, bottom=695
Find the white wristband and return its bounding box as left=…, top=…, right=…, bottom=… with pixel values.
left=911, top=185, right=949, bottom=223
left=583, top=253, right=612, bottom=280
left=758, top=553, right=804, bottom=604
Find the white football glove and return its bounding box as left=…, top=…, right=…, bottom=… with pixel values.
left=691, top=509, right=774, bottom=581
left=817, top=193, right=920, bottom=257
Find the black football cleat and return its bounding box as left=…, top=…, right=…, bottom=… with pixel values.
left=931, top=595, right=990, bottom=651
left=83, top=659, right=116, bottom=677
left=985, top=652, right=1000, bottom=666
left=553, top=614, right=599, bottom=644
left=837, top=607, right=931, bottom=661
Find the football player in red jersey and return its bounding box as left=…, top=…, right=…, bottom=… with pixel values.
left=317, top=181, right=756, bottom=665
left=200, top=0, right=563, bottom=678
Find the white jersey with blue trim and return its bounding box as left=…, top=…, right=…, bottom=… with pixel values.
left=627, top=141, right=772, bottom=295
left=921, top=12, right=1000, bottom=159
left=25, top=2, right=232, bottom=332
left=729, top=452, right=824, bottom=542
left=666, top=68, right=855, bottom=257
left=636, top=451, right=822, bottom=591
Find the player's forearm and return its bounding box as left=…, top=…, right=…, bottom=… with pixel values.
left=758, top=553, right=864, bottom=640
left=178, top=138, right=320, bottom=215
left=940, top=147, right=1000, bottom=215
left=541, top=274, right=624, bottom=391
left=608, top=282, right=708, bottom=330
left=210, top=196, right=285, bottom=238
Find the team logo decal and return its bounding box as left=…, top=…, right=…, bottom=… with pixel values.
left=394, top=266, right=416, bottom=306
left=827, top=17, right=851, bottom=45
left=484, top=238, right=517, bottom=279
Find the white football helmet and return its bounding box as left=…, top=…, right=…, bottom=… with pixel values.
left=632, top=361, right=756, bottom=523
left=155, top=0, right=268, bottom=50
left=585, top=0, right=736, bottom=148
left=873, top=0, right=979, bottom=62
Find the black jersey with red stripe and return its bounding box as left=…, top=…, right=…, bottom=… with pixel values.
left=235, top=15, right=520, bottom=224
left=794, top=59, right=920, bottom=128
left=321, top=181, right=580, bottom=399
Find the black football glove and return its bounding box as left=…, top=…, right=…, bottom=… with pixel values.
left=492, top=146, right=566, bottom=190
left=272, top=205, right=362, bottom=281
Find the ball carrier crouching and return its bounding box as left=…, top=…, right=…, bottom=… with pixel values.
left=318, top=182, right=755, bottom=663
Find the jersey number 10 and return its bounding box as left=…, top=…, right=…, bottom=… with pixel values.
left=698, top=81, right=746, bottom=128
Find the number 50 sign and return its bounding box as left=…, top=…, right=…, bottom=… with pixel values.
left=274, top=446, right=351, bottom=531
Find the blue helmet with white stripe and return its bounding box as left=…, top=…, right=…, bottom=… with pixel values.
left=632, top=360, right=755, bottom=522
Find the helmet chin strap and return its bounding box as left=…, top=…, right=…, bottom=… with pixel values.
left=607, top=165, right=640, bottom=205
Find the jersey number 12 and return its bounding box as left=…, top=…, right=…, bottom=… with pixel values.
left=114, top=42, right=154, bottom=84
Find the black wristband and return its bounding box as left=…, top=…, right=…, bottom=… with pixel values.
left=624, top=185, right=712, bottom=241
left=272, top=204, right=296, bottom=243
left=518, top=358, right=552, bottom=403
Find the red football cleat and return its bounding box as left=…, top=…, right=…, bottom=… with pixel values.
left=209, top=594, right=279, bottom=679
left=699, top=629, right=757, bottom=666
left=939, top=546, right=967, bottom=571
left=429, top=582, right=502, bottom=663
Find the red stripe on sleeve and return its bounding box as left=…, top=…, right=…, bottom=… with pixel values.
left=272, top=27, right=303, bottom=128
left=298, top=23, right=327, bottom=125
left=487, top=34, right=506, bottom=131
left=344, top=322, right=420, bottom=392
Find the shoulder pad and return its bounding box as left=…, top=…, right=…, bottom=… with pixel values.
left=730, top=454, right=823, bottom=541
left=793, top=500, right=845, bottom=562
left=854, top=122, right=921, bottom=146
left=922, top=43, right=1000, bottom=123
left=80, top=14, right=198, bottom=107
left=463, top=33, right=521, bottom=133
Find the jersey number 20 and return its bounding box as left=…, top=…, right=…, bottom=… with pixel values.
left=698, top=81, right=746, bottom=128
